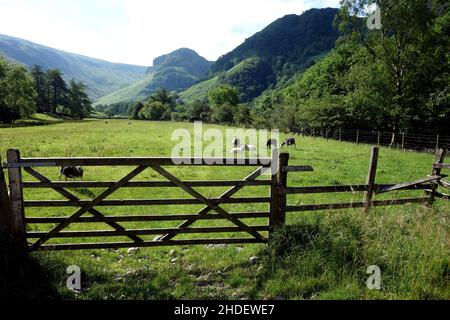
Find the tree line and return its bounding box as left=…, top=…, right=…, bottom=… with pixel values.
left=0, top=58, right=92, bottom=124
left=97, top=86, right=252, bottom=127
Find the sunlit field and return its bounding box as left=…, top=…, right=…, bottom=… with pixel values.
left=1, top=119, right=448, bottom=300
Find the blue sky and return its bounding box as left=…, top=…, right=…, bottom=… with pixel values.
left=0, top=0, right=340, bottom=66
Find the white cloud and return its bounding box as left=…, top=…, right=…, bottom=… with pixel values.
left=0, top=0, right=340, bottom=66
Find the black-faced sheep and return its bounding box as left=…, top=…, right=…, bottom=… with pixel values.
left=60, top=166, right=84, bottom=181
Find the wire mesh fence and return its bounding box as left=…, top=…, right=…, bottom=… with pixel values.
left=296, top=128, right=450, bottom=152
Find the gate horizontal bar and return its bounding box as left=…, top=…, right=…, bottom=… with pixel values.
left=30, top=238, right=267, bottom=251
left=284, top=185, right=369, bottom=194
left=282, top=166, right=314, bottom=173
left=23, top=180, right=272, bottom=189
left=24, top=197, right=271, bottom=207
left=26, top=226, right=271, bottom=238
left=286, top=197, right=428, bottom=212
left=4, top=162, right=57, bottom=168
left=26, top=212, right=270, bottom=223
left=283, top=183, right=432, bottom=195
left=14, top=157, right=272, bottom=167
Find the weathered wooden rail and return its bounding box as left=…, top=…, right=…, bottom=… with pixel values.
left=280, top=148, right=448, bottom=215
left=0, top=148, right=448, bottom=252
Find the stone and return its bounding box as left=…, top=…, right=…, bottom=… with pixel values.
left=127, top=247, right=139, bottom=254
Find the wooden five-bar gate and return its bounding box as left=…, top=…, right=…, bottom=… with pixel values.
left=0, top=148, right=448, bottom=252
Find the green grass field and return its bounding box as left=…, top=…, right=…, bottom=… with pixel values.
left=0, top=119, right=448, bottom=300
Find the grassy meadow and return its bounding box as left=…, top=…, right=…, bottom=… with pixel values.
left=0, top=119, right=448, bottom=300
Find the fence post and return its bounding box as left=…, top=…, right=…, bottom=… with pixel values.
left=402, top=133, right=405, bottom=151
left=339, top=129, right=342, bottom=142
left=0, top=155, right=11, bottom=244
left=364, top=147, right=379, bottom=214
left=436, top=134, right=440, bottom=151
left=356, top=130, right=360, bottom=145
left=377, top=131, right=380, bottom=146
left=427, top=148, right=446, bottom=207
left=276, top=153, right=290, bottom=227
left=269, top=148, right=279, bottom=238
left=6, top=149, right=26, bottom=248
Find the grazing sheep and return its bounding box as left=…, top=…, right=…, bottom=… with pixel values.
left=60, top=166, right=84, bottom=181
left=281, top=137, right=296, bottom=148
left=230, top=147, right=245, bottom=154
left=267, top=139, right=278, bottom=149
left=244, top=144, right=257, bottom=151
left=232, top=137, right=241, bottom=148
left=230, top=144, right=257, bottom=154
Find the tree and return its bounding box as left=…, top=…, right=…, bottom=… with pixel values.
left=148, top=88, right=176, bottom=109
left=234, top=104, right=252, bottom=126
left=139, top=101, right=171, bottom=121
left=337, top=0, right=450, bottom=132
left=30, top=65, right=48, bottom=113
left=208, top=85, right=239, bottom=109
left=0, top=59, right=36, bottom=124
left=208, top=85, right=239, bottom=123
left=46, top=69, right=68, bottom=114
left=131, top=102, right=145, bottom=119
left=67, top=80, right=92, bottom=119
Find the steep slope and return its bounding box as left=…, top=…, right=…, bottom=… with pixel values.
left=180, top=8, right=340, bottom=103
left=95, top=48, right=212, bottom=105
left=0, top=34, right=148, bottom=99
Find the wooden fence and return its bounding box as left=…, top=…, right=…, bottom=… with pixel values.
left=0, top=148, right=448, bottom=252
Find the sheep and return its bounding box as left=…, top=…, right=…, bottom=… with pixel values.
left=60, top=166, right=84, bottom=181
left=267, top=139, right=278, bottom=149
left=244, top=144, right=257, bottom=151
left=230, top=144, right=257, bottom=154
left=230, top=147, right=245, bottom=154
left=281, top=137, right=297, bottom=148
left=232, top=137, right=241, bottom=148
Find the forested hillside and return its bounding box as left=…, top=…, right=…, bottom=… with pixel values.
left=180, top=8, right=340, bottom=103
left=251, top=0, right=450, bottom=134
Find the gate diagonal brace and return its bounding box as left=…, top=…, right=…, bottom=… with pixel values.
left=159, top=167, right=264, bottom=241
left=29, top=166, right=147, bottom=251
left=151, top=165, right=266, bottom=242
left=24, top=167, right=144, bottom=244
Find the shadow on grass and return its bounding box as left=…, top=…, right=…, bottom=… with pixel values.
left=0, top=247, right=62, bottom=300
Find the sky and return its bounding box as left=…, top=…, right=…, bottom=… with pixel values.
left=0, top=0, right=341, bottom=66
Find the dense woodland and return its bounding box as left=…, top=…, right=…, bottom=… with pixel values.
left=0, top=59, right=91, bottom=124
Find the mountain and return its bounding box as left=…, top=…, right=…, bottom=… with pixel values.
left=180, top=8, right=340, bottom=103
left=95, top=48, right=213, bottom=106
left=0, top=34, right=148, bottom=99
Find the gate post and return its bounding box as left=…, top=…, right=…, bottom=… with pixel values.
left=269, top=148, right=279, bottom=238
left=364, top=147, right=379, bottom=214
left=427, top=148, right=446, bottom=207
left=0, top=155, right=11, bottom=244
left=277, top=153, right=290, bottom=227
left=6, top=149, right=26, bottom=248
